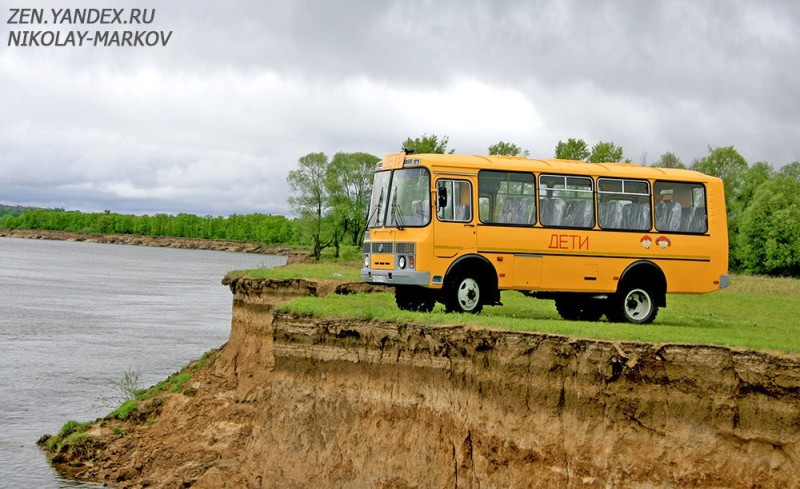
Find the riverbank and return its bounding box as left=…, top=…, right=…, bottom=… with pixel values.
left=41, top=276, right=800, bottom=488
left=0, top=229, right=310, bottom=263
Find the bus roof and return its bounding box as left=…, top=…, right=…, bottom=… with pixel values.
left=386, top=153, right=720, bottom=183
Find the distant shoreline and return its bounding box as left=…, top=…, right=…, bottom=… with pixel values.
left=0, top=229, right=311, bottom=262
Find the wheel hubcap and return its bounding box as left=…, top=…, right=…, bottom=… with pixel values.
left=457, top=278, right=480, bottom=310
left=624, top=289, right=651, bottom=320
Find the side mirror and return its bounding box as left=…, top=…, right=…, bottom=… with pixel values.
left=437, top=185, right=448, bottom=208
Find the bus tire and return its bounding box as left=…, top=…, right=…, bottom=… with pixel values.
left=395, top=286, right=435, bottom=312
left=607, top=285, right=658, bottom=324
left=444, top=273, right=483, bottom=314
left=555, top=296, right=603, bottom=322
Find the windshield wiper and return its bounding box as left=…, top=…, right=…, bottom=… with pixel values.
left=391, top=204, right=406, bottom=230
left=367, top=187, right=385, bottom=228
left=367, top=203, right=382, bottom=227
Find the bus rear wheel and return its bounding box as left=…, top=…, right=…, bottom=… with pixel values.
left=395, top=286, right=435, bottom=312
left=607, top=286, right=658, bottom=324
left=444, top=273, right=483, bottom=314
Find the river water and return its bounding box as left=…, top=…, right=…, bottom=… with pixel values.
left=0, top=237, right=285, bottom=488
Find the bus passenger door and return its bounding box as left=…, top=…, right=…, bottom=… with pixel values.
left=433, top=179, right=476, bottom=258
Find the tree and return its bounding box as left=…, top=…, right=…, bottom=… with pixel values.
left=652, top=151, right=686, bottom=169
left=488, top=141, right=527, bottom=156
left=588, top=141, right=626, bottom=163
left=287, top=152, right=330, bottom=259
left=402, top=134, right=454, bottom=154
left=740, top=162, right=774, bottom=207
left=691, top=146, right=749, bottom=270
left=554, top=138, right=589, bottom=160
left=780, top=161, right=800, bottom=181
left=691, top=146, right=748, bottom=213
left=736, top=175, right=800, bottom=276
left=726, top=161, right=774, bottom=269
left=325, top=152, right=379, bottom=255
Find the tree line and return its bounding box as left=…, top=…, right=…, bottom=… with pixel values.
left=0, top=209, right=296, bottom=245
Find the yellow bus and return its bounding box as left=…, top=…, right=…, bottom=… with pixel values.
left=361, top=152, right=729, bottom=324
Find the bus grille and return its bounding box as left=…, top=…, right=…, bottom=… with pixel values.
left=364, top=242, right=416, bottom=254
left=366, top=242, right=394, bottom=254
left=396, top=242, right=415, bottom=254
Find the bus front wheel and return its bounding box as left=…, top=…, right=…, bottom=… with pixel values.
left=607, top=286, right=658, bottom=324
left=444, top=274, right=483, bottom=314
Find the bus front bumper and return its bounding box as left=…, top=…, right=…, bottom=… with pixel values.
left=361, top=269, right=431, bottom=287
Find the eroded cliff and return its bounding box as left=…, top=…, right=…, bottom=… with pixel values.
left=52, top=277, right=800, bottom=488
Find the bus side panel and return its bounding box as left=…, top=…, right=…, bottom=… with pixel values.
left=535, top=229, right=725, bottom=294
left=476, top=225, right=542, bottom=289
left=480, top=253, right=513, bottom=290
left=536, top=230, right=606, bottom=293
left=540, top=254, right=611, bottom=293
left=656, top=260, right=720, bottom=294
left=512, top=254, right=543, bottom=289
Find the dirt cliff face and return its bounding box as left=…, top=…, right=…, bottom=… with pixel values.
left=53, top=278, right=800, bottom=488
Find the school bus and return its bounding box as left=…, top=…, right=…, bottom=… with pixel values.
left=360, top=152, right=729, bottom=324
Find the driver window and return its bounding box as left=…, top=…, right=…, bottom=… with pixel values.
left=436, top=179, right=472, bottom=222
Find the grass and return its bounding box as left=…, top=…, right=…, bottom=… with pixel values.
left=111, top=399, right=140, bottom=421
left=108, top=349, right=217, bottom=421
left=137, top=350, right=215, bottom=398
left=39, top=420, right=95, bottom=460
left=226, top=261, right=361, bottom=282
left=272, top=273, right=800, bottom=356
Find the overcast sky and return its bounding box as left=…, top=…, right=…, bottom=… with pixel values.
left=1, top=0, right=798, bottom=216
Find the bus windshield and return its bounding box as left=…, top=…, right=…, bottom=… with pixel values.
left=367, top=167, right=430, bottom=228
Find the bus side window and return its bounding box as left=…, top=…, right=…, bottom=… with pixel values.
left=654, top=181, right=707, bottom=234
left=478, top=170, right=535, bottom=226
left=539, top=174, right=593, bottom=228
left=598, top=178, right=651, bottom=231
left=437, top=179, right=472, bottom=223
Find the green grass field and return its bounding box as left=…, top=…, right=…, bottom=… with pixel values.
left=226, top=262, right=362, bottom=282
left=231, top=264, right=800, bottom=355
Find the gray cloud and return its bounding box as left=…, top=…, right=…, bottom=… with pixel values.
left=1, top=0, right=798, bottom=215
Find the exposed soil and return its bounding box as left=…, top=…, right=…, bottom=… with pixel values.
left=42, top=277, right=800, bottom=488
left=0, top=229, right=311, bottom=263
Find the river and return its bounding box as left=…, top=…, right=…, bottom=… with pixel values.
left=0, top=237, right=285, bottom=488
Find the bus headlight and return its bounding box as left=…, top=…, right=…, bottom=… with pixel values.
left=398, top=255, right=406, bottom=269
left=363, top=254, right=370, bottom=268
